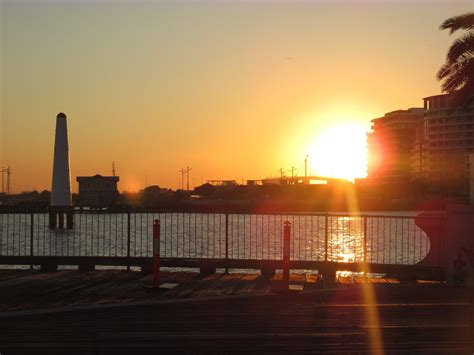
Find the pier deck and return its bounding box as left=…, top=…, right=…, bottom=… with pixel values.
left=0, top=269, right=452, bottom=313
left=0, top=270, right=472, bottom=354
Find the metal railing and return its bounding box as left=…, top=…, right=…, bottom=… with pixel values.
left=0, top=211, right=443, bottom=267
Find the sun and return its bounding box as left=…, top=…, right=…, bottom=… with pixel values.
left=308, top=124, right=367, bottom=181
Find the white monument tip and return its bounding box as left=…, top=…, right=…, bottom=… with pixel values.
left=51, top=113, right=72, bottom=207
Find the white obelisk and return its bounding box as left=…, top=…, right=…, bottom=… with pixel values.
left=50, top=112, right=73, bottom=228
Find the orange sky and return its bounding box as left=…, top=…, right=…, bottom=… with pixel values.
left=1, top=0, right=474, bottom=192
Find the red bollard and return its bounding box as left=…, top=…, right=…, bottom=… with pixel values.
left=282, top=221, right=291, bottom=290
left=153, top=219, right=161, bottom=288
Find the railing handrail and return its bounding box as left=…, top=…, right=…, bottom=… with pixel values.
left=0, top=208, right=446, bottom=219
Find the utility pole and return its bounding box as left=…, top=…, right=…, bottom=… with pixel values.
left=278, top=168, right=285, bottom=180
left=179, top=168, right=185, bottom=190
left=185, top=166, right=192, bottom=191
left=290, top=166, right=296, bottom=178
left=4, top=166, right=12, bottom=195
left=304, top=155, right=308, bottom=178
left=1, top=166, right=4, bottom=194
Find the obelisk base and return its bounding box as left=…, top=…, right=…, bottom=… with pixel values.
left=49, top=206, right=74, bottom=229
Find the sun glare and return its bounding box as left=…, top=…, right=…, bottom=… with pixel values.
left=309, top=124, right=367, bottom=181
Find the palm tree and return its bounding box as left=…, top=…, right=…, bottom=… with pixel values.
left=437, top=12, right=474, bottom=106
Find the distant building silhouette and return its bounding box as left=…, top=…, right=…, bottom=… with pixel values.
left=76, top=174, right=119, bottom=208
left=207, top=180, right=238, bottom=188
left=367, top=108, right=424, bottom=187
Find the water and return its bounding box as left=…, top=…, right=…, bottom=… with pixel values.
left=0, top=212, right=430, bottom=266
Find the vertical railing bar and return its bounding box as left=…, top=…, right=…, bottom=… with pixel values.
left=115, top=212, right=118, bottom=257
left=85, top=212, right=88, bottom=256
left=188, top=212, right=191, bottom=259
left=30, top=213, right=34, bottom=269
left=317, top=215, right=321, bottom=261
left=0, top=214, right=3, bottom=256
left=133, top=212, right=136, bottom=258
left=273, top=214, right=276, bottom=260
left=390, top=218, right=393, bottom=264
left=23, top=213, right=26, bottom=256
left=265, top=215, right=268, bottom=260
left=401, top=218, right=405, bottom=264
left=206, top=213, right=209, bottom=258
left=121, top=212, right=124, bottom=257
left=413, top=218, right=416, bottom=264
left=36, top=214, right=38, bottom=257
left=363, top=216, right=367, bottom=264
left=6, top=214, right=9, bottom=256
left=194, top=212, right=197, bottom=258
left=299, top=215, right=301, bottom=260
left=18, top=214, right=21, bottom=256
left=170, top=212, right=175, bottom=257
left=200, top=213, right=204, bottom=258
left=109, top=213, right=111, bottom=257
left=176, top=213, right=179, bottom=258
left=50, top=213, right=53, bottom=256
left=102, top=211, right=105, bottom=257
left=248, top=214, right=251, bottom=260
left=212, top=213, right=215, bottom=259
left=42, top=213, right=45, bottom=256
left=182, top=213, right=184, bottom=259
left=382, top=218, right=385, bottom=264
left=220, top=213, right=223, bottom=259
left=371, top=217, right=374, bottom=264
left=237, top=214, right=240, bottom=259
left=127, top=211, right=131, bottom=271
left=255, top=214, right=258, bottom=259
left=248, top=214, right=251, bottom=259
left=414, top=217, right=417, bottom=265
left=261, top=214, right=264, bottom=260
left=255, top=214, right=258, bottom=260
left=245, top=214, right=248, bottom=259
left=395, top=218, right=399, bottom=264
left=7, top=213, right=10, bottom=255
left=225, top=213, right=229, bottom=272
left=324, top=213, right=328, bottom=262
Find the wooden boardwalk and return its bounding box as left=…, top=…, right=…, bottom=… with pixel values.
left=0, top=270, right=472, bottom=354
left=0, top=269, right=448, bottom=312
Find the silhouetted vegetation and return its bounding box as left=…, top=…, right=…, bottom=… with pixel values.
left=437, top=12, right=474, bottom=106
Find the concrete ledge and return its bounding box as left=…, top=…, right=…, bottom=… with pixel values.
left=40, top=263, right=58, bottom=272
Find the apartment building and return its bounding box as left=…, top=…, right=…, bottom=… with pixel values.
left=367, top=108, right=424, bottom=186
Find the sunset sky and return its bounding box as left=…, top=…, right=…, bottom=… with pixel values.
left=1, top=0, right=473, bottom=192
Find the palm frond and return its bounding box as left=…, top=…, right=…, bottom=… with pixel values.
left=440, top=12, right=474, bottom=34
left=446, top=32, right=474, bottom=65
left=440, top=58, right=474, bottom=93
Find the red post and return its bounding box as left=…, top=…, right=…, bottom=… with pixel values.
left=153, top=219, right=161, bottom=288
left=283, top=221, right=291, bottom=289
